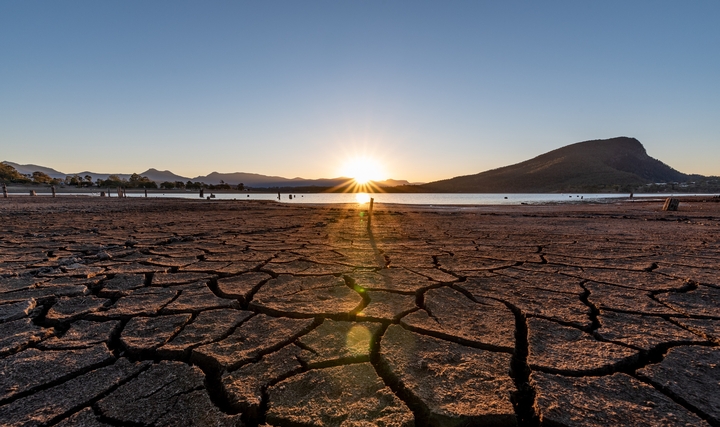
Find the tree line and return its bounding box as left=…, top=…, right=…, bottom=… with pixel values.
left=0, top=164, right=244, bottom=190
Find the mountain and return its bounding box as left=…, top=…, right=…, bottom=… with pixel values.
left=74, top=172, right=132, bottom=181
left=60, top=169, right=184, bottom=183
left=139, top=169, right=191, bottom=183
left=1, top=161, right=415, bottom=188
left=191, top=172, right=318, bottom=187
left=1, top=162, right=132, bottom=181
left=422, top=137, right=692, bottom=193
left=2, top=162, right=66, bottom=179
left=376, top=179, right=414, bottom=187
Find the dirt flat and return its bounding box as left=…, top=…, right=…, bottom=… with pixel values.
left=1, top=195, right=719, bottom=426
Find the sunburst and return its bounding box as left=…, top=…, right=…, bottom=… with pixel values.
left=339, top=156, right=386, bottom=185
left=329, top=155, right=388, bottom=202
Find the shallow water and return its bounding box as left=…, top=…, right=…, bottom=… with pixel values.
left=8, top=191, right=709, bottom=205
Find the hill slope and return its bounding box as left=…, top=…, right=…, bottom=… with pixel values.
left=139, top=169, right=191, bottom=183
left=423, top=137, right=689, bottom=193
left=2, top=162, right=66, bottom=179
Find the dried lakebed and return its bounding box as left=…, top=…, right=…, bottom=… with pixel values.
left=1, top=197, right=719, bottom=427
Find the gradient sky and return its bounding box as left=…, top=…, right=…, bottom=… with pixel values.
left=2, top=1, right=719, bottom=182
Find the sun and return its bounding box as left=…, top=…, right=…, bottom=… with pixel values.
left=340, top=156, right=386, bottom=185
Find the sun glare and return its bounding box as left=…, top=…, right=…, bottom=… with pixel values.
left=355, top=193, right=371, bottom=204
left=340, top=156, right=386, bottom=185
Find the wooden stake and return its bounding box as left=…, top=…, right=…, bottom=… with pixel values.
left=662, top=198, right=680, bottom=211
left=367, top=197, right=374, bottom=229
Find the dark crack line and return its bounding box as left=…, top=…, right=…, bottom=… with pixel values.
left=240, top=276, right=272, bottom=308
left=156, top=311, right=258, bottom=363
left=369, top=323, right=425, bottom=426
left=579, top=281, right=601, bottom=332
left=0, top=354, right=117, bottom=407
left=221, top=317, right=321, bottom=373
left=38, top=361, right=153, bottom=426
left=398, top=321, right=514, bottom=354
left=632, top=371, right=720, bottom=427
left=501, top=299, right=539, bottom=427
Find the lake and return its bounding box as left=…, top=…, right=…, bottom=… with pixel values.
left=9, top=191, right=704, bottom=205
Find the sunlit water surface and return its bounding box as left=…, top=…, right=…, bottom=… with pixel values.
left=10, top=192, right=711, bottom=205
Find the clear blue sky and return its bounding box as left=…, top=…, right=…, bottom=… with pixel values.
left=2, top=1, right=719, bottom=182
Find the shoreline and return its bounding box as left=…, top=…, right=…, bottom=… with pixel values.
left=2, top=189, right=718, bottom=211
left=3, top=183, right=717, bottom=197
left=2, top=193, right=719, bottom=217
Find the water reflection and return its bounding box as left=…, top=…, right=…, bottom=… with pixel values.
left=355, top=193, right=371, bottom=204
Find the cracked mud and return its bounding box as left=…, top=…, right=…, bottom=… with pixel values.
left=1, top=196, right=720, bottom=426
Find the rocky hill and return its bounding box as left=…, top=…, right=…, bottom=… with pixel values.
left=422, top=137, right=693, bottom=193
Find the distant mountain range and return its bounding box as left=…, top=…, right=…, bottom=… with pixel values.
left=0, top=162, right=415, bottom=188
left=4, top=137, right=715, bottom=192
left=420, top=137, right=709, bottom=193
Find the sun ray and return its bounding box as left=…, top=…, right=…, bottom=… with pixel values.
left=324, top=177, right=386, bottom=201
left=338, top=156, right=387, bottom=185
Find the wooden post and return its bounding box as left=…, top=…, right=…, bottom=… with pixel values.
left=100, top=191, right=106, bottom=197
left=367, top=197, right=374, bottom=229
left=117, top=187, right=122, bottom=198
left=51, top=185, right=56, bottom=197
left=30, top=190, right=36, bottom=196
left=144, top=188, right=148, bottom=198
left=2, top=184, right=7, bottom=198
left=662, top=198, right=680, bottom=211
left=200, top=189, right=204, bottom=198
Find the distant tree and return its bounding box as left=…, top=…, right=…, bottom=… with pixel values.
left=0, top=163, right=30, bottom=183
left=125, top=173, right=157, bottom=189
left=100, top=175, right=123, bottom=188
left=237, top=183, right=244, bottom=191
left=83, top=175, right=93, bottom=187
left=174, top=181, right=185, bottom=189
left=186, top=181, right=204, bottom=190
left=209, top=182, right=231, bottom=190
left=32, top=171, right=53, bottom=184
left=160, top=181, right=175, bottom=189
left=64, top=175, right=81, bottom=186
